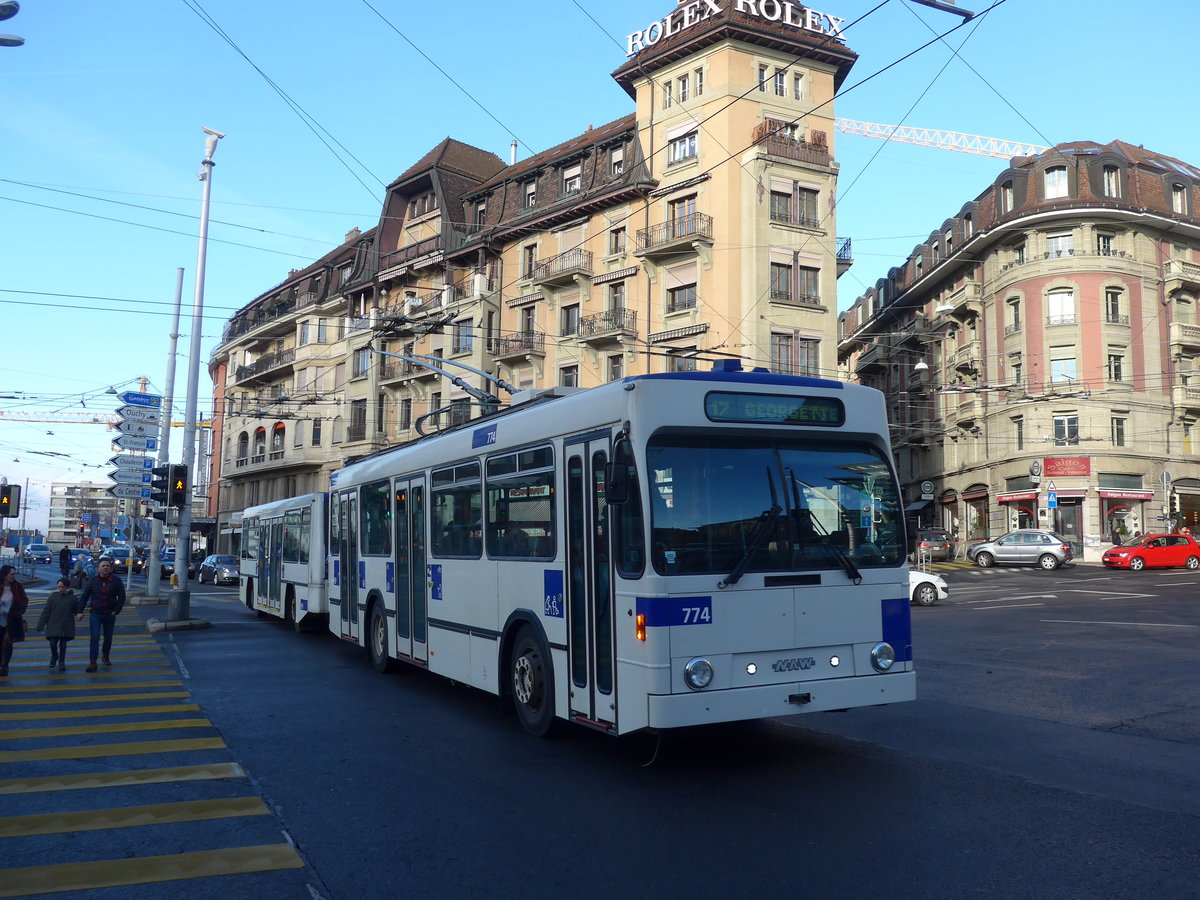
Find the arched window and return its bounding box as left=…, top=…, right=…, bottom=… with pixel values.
left=1044, top=166, right=1068, bottom=199
left=236, top=432, right=249, bottom=461
left=252, top=427, right=266, bottom=460
left=270, top=423, right=286, bottom=458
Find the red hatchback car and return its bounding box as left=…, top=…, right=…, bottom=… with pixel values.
left=1102, top=533, right=1200, bottom=571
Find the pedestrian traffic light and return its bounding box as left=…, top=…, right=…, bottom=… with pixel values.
left=150, top=465, right=172, bottom=505
left=0, top=484, right=19, bottom=518
left=167, top=464, right=188, bottom=509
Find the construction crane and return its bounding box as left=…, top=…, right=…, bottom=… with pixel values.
left=835, top=118, right=1049, bottom=159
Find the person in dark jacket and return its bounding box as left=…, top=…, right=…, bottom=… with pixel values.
left=59, top=546, right=71, bottom=578
left=38, top=577, right=79, bottom=671
left=79, top=557, right=126, bottom=672
left=0, top=564, right=30, bottom=677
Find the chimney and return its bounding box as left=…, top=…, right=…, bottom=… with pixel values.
left=510, top=140, right=518, bottom=165
left=344, top=226, right=361, bottom=244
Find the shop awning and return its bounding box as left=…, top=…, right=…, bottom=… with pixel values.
left=904, top=500, right=932, bottom=513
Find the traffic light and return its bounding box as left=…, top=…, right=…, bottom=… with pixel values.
left=150, top=465, right=172, bottom=505
left=0, top=484, right=20, bottom=518
left=167, top=464, right=188, bottom=509
left=1170, top=491, right=1181, bottom=516
left=151, top=508, right=167, bottom=522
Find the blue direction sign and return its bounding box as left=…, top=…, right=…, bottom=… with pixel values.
left=113, top=434, right=158, bottom=452
left=110, top=469, right=152, bottom=485
left=109, top=454, right=154, bottom=470
left=119, top=391, right=162, bottom=408
left=108, top=484, right=151, bottom=500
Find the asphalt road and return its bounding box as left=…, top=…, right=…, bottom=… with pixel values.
left=1, top=560, right=1196, bottom=898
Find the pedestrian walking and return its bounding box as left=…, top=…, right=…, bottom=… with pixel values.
left=79, top=557, right=125, bottom=672
left=0, top=564, right=30, bottom=677
left=58, top=546, right=71, bottom=578
left=70, top=551, right=95, bottom=590
left=37, top=577, right=79, bottom=671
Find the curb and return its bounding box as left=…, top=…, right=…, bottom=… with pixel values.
left=144, top=617, right=213, bottom=633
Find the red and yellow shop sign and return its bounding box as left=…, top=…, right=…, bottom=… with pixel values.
left=1043, top=457, right=1091, bottom=476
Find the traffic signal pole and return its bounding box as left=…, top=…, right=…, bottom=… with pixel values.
left=169, top=127, right=223, bottom=622
left=146, top=267, right=184, bottom=599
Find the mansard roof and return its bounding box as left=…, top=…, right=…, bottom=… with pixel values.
left=387, top=137, right=506, bottom=189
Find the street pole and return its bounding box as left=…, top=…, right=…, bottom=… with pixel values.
left=169, top=127, right=224, bottom=622
left=147, top=267, right=184, bottom=598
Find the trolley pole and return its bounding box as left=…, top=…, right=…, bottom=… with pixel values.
left=169, top=127, right=223, bottom=622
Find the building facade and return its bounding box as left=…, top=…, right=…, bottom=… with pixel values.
left=839, top=140, right=1200, bottom=561
left=48, top=481, right=122, bottom=549
left=209, top=2, right=859, bottom=552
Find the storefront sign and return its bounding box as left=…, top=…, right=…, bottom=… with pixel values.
left=1044, top=457, right=1091, bottom=476
left=1097, top=490, right=1153, bottom=500
left=996, top=491, right=1037, bottom=503
left=626, top=0, right=846, bottom=56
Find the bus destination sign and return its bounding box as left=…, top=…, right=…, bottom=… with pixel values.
left=705, top=392, right=845, bottom=426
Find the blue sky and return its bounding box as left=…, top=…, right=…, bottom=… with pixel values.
left=1, top=0, right=1195, bottom=531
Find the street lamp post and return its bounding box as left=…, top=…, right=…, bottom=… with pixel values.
left=0, top=1, right=24, bottom=47
left=168, top=127, right=224, bottom=623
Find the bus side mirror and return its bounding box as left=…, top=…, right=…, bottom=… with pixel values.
left=605, top=461, right=630, bottom=504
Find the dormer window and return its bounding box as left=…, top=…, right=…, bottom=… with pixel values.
left=1000, top=181, right=1014, bottom=213
left=523, top=180, right=536, bottom=209
left=562, top=163, right=581, bottom=195
left=1044, top=166, right=1068, bottom=200
left=1172, top=183, right=1188, bottom=214
left=1102, top=165, right=1121, bottom=198
left=609, top=146, right=625, bottom=176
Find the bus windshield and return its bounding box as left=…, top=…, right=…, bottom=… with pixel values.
left=648, top=435, right=903, bottom=576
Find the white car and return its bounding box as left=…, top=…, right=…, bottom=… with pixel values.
left=909, top=568, right=949, bottom=607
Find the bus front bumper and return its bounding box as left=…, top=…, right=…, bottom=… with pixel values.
left=647, top=670, right=915, bottom=729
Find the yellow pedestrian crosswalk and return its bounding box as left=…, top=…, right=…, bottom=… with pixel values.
left=0, top=597, right=307, bottom=896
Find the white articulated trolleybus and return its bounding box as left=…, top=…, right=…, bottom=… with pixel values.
left=241, top=492, right=329, bottom=632
left=315, top=359, right=914, bottom=736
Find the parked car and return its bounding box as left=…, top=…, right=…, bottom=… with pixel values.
left=196, top=554, right=240, bottom=585
left=967, top=529, right=1073, bottom=570
left=21, top=543, right=53, bottom=563
left=909, top=568, right=949, bottom=607
left=912, top=528, right=954, bottom=561
left=1101, top=533, right=1200, bottom=571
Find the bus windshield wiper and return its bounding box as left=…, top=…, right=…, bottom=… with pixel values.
left=718, top=468, right=782, bottom=589
left=787, top=468, right=862, bottom=585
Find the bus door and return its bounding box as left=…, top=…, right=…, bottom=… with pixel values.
left=393, top=477, right=428, bottom=663
left=337, top=489, right=361, bottom=643
left=565, top=434, right=615, bottom=727
left=254, top=521, right=270, bottom=609
left=267, top=520, right=284, bottom=611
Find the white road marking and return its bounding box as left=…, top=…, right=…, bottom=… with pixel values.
left=976, top=603, right=1045, bottom=609
left=1041, top=619, right=1197, bottom=629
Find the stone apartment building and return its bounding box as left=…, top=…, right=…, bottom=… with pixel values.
left=209, top=2, right=859, bottom=551
left=839, top=140, right=1200, bottom=561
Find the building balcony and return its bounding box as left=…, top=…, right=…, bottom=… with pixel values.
left=750, top=122, right=832, bottom=167
left=379, top=236, right=444, bottom=274
left=1164, top=259, right=1200, bottom=298
left=954, top=396, right=982, bottom=424
left=346, top=423, right=368, bottom=443
left=953, top=341, right=980, bottom=375
left=937, top=281, right=982, bottom=319
left=233, top=348, right=296, bottom=385
left=855, top=343, right=888, bottom=373
left=227, top=442, right=330, bottom=477
left=577, top=307, right=637, bottom=344
left=221, top=298, right=298, bottom=345
left=836, top=237, right=853, bottom=277
left=379, top=358, right=428, bottom=382
left=1173, top=383, right=1200, bottom=412
left=494, top=331, right=546, bottom=360
left=531, top=248, right=593, bottom=286
left=1170, top=322, right=1200, bottom=352
left=635, top=213, right=714, bottom=257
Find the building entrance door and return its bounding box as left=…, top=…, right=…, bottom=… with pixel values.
left=1054, top=500, right=1083, bottom=558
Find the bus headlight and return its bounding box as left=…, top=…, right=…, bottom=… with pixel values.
left=870, top=642, right=896, bottom=672
left=683, top=657, right=714, bottom=690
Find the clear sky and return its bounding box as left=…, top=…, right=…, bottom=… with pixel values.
left=1, top=0, right=1195, bottom=531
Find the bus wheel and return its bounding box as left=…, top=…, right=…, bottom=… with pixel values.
left=369, top=605, right=395, bottom=673
left=511, top=626, right=555, bottom=738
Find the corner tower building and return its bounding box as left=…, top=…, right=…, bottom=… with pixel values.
left=208, top=2, right=859, bottom=548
